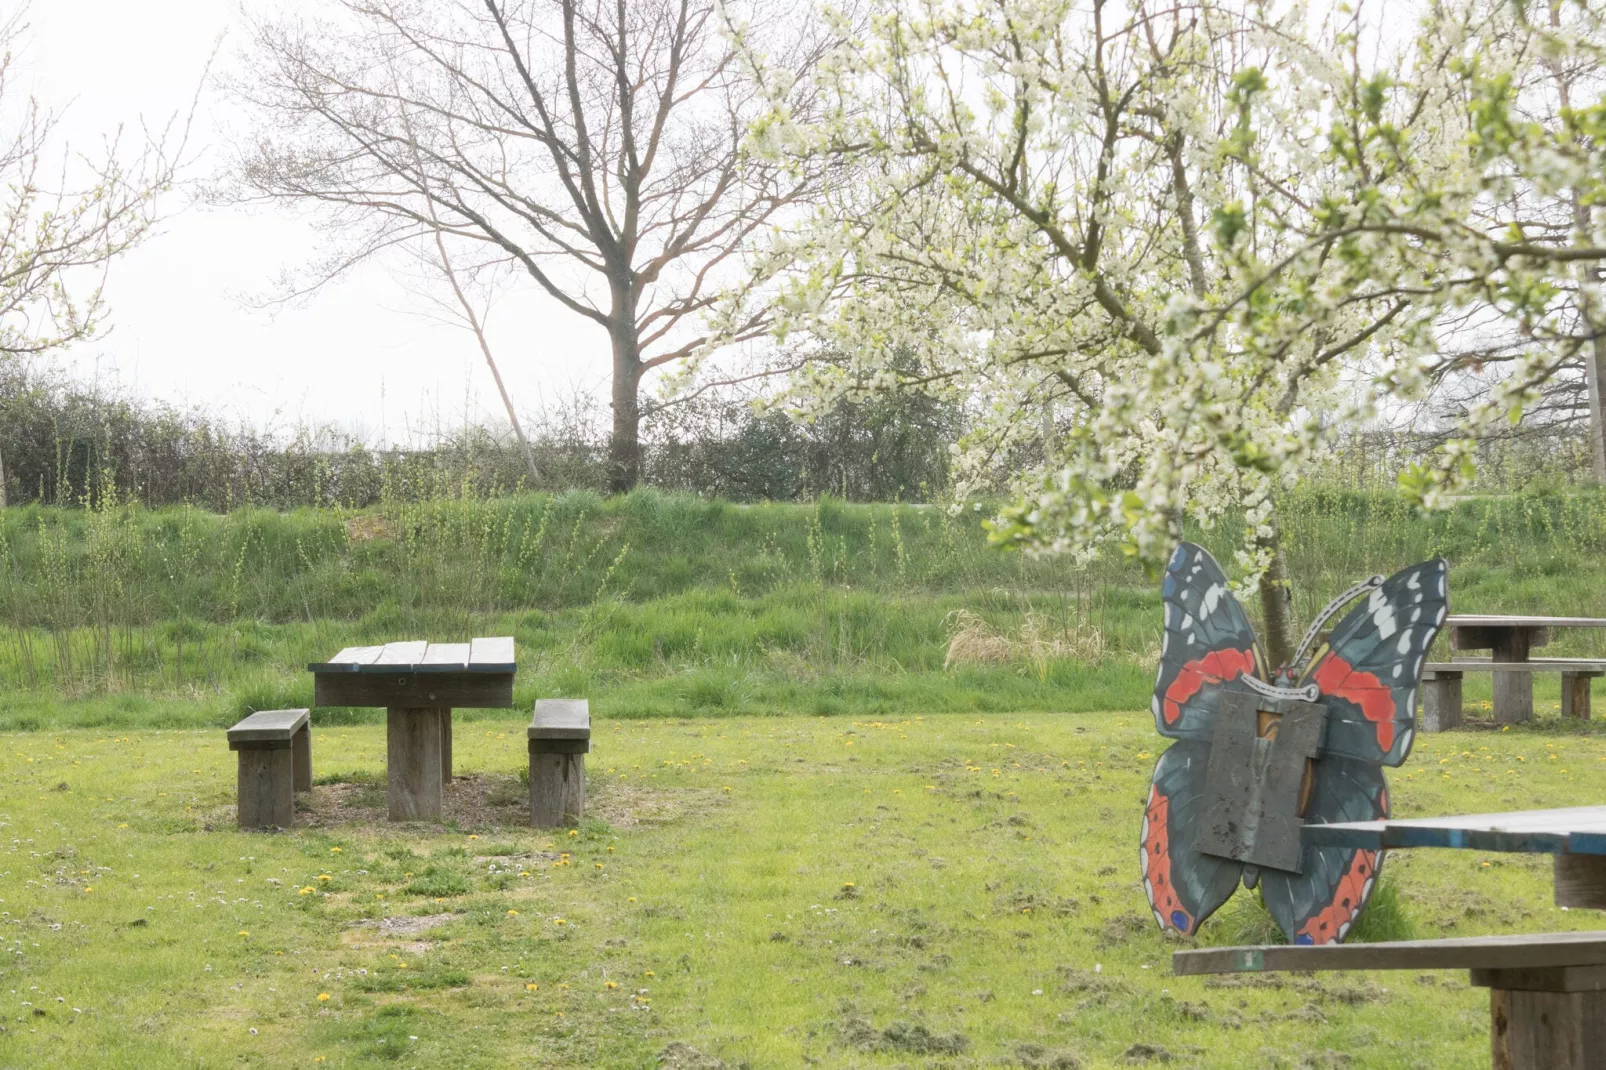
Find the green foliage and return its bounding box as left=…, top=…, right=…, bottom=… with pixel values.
left=3, top=487, right=1606, bottom=728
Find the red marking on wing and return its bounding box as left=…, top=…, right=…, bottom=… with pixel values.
left=1295, top=849, right=1378, bottom=945
left=1312, top=655, right=1397, bottom=751
left=1162, top=648, right=1256, bottom=726
left=1142, top=784, right=1194, bottom=934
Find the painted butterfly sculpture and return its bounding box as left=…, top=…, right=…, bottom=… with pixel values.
left=1140, top=542, right=1448, bottom=945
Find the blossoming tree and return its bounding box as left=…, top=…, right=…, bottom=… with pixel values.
left=738, top=0, right=1606, bottom=661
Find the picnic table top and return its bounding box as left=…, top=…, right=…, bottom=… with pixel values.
left=1304, top=804, right=1606, bottom=856
left=1447, top=615, right=1606, bottom=629
left=307, top=638, right=516, bottom=675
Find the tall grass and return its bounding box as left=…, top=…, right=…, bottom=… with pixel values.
left=2, top=483, right=1605, bottom=726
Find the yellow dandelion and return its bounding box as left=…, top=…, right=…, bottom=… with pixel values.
left=568, top=830, right=579, bottom=837
left=627, top=897, right=637, bottom=903
left=507, top=909, right=519, bottom=916
left=643, top=970, right=655, bottom=978
left=83, top=887, right=93, bottom=894
left=318, top=874, right=331, bottom=882
left=594, top=863, right=604, bottom=870
left=330, top=847, right=342, bottom=853
left=117, top=823, right=128, bottom=829
left=605, top=981, right=618, bottom=989
left=299, top=886, right=314, bottom=895
left=317, top=993, right=330, bottom=1002
left=553, top=917, right=566, bottom=926
left=238, top=930, right=250, bottom=937
left=526, top=983, right=539, bottom=991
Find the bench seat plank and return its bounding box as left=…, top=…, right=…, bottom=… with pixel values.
left=227, top=708, right=310, bottom=745
left=1424, top=660, right=1606, bottom=674
left=529, top=698, right=591, bottom=740
left=1174, top=930, right=1606, bottom=976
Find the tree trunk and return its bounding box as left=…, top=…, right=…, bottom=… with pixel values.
left=0, top=441, right=7, bottom=508
left=607, top=285, right=643, bottom=494
left=1255, top=520, right=1298, bottom=670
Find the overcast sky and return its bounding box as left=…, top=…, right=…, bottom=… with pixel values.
left=24, top=0, right=606, bottom=444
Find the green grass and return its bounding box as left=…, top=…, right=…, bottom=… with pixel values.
left=5, top=712, right=1600, bottom=1067
left=3, top=486, right=1606, bottom=729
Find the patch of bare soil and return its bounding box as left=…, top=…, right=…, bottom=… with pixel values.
left=342, top=912, right=457, bottom=952
left=588, top=782, right=727, bottom=828
left=299, top=773, right=530, bottom=830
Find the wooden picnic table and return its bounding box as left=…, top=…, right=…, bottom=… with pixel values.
left=1447, top=614, right=1606, bottom=723
left=1304, top=804, right=1606, bottom=910
left=308, top=637, right=516, bottom=821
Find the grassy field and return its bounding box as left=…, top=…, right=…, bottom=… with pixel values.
left=3, top=487, right=1606, bottom=730
left=6, top=711, right=1602, bottom=1068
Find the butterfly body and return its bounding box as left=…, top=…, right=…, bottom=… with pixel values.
left=1141, top=543, right=1448, bottom=945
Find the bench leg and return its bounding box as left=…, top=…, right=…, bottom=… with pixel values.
left=387, top=707, right=444, bottom=822
left=441, top=709, right=453, bottom=784
left=1561, top=673, right=1593, bottom=720
left=1491, top=987, right=1606, bottom=1070
left=237, top=746, right=294, bottom=829
left=292, top=724, right=312, bottom=793
left=1421, top=674, right=1463, bottom=732
left=529, top=748, right=585, bottom=827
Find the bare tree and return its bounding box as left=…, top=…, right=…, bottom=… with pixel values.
left=225, top=0, right=824, bottom=492
left=0, top=11, right=187, bottom=508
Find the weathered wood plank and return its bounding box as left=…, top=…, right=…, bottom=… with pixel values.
left=468, top=636, right=516, bottom=672
left=1562, top=672, right=1599, bottom=720
left=314, top=672, right=513, bottom=710
left=417, top=643, right=471, bottom=672
left=1555, top=853, right=1606, bottom=910
left=305, top=646, right=385, bottom=671
left=1472, top=965, right=1606, bottom=994
left=1425, top=660, right=1606, bottom=673
left=529, top=698, right=592, bottom=741
left=237, top=747, right=294, bottom=829
left=227, top=708, right=310, bottom=747
left=1448, top=615, right=1606, bottom=629
left=1421, top=670, right=1463, bottom=732
left=1173, top=930, right=1606, bottom=976
left=441, top=709, right=453, bottom=784
left=530, top=751, right=585, bottom=827
left=386, top=707, right=444, bottom=821
left=371, top=641, right=430, bottom=669
left=1304, top=805, right=1606, bottom=856
left=292, top=723, right=312, bottom=793
left=1490, top=988, right=1606, bottom=1070
left=1197, top=693, right=1323, bottom=873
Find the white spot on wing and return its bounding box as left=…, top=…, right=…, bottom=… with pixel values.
left=1396, top=632, right=1411, bottom=655
left=1201, top=584, right=1224, bottom=617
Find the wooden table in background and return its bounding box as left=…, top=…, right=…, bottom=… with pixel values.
left=309, top=638, right=515, bottom=821
left=1447, top=615, right=1606, bottom=722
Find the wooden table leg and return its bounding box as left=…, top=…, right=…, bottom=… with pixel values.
left=1474, top=965, right=1606, bottom=1070
left=441, top=709, right=453, bottom=783
left=387, top=707, right=444, bottom=821
left=292, top=724, right=313, bottom=793
left=1492, top=629, right=1534, bottom=724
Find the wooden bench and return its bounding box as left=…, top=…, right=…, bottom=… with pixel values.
left=227, top=708, right=312, bottom=829
left=1175, top=931, right=1606, bottom=1069
left=1421, top=659, right=1606, bottom=731
left=528, top=699, right=590, bottom=827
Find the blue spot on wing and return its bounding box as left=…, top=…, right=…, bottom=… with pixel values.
left=1170, top=910, right=1189, bottom=929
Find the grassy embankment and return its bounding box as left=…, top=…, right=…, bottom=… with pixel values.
left=3, top=487, right=1606, bottom=730
left=6, top=712, right=1600, bottom=1068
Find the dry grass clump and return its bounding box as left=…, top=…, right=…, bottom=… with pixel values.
left=944, top=610, right=1106, bottom=668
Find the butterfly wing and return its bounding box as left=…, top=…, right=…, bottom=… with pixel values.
left=1153, top=543, right=1267, bottom=741
left=1140, top=740, right=1242, bottom=937
left=1259, top=757, right=1389, bottom=945
left=1300, top=558, right=1449, bottom=766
